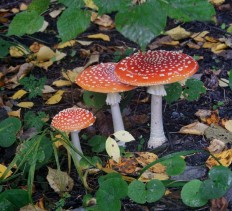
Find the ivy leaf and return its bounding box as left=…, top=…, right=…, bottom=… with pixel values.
left=165, top=82, right=182, bottom=104
left=183, top=79, right=206, bottom=101
left=57, top=7, right=90, bottom=42
left=7, top=11, right=44, bottom=36
left=164, top=0, right=215, bottom=22
left=229, top=70, right=232, bottom=90
left=28, top=0, right=50, bottom=15
left=115, top=1, right=166, bottom=49
left=94, top=0, right=131, bottom=14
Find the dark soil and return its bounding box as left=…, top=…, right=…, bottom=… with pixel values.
left=1, top=0, right=232, bottom=210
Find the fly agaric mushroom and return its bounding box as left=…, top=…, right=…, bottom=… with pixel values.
left=115, top=50, right=199, bottom=149
left=75, top=62, right=135, bottom=146
left=51, top=107, right=96, bottom=161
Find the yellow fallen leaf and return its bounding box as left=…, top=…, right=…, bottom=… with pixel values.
left=45, top=90, right=65, bottom=105
left=11, top=89, right=27, bottom=99
left=37, top=46, right=55, bottom=62
left=52, top=80, right=72, bottom=87
left=0, top=164, right=13, bottom=179
left=202, top=41, right=216, bottom=49
left=191, top=31, right=209, bottom=42
left=206, top=149, right=232, bottom=168
left=205, top=36, right=218, bottom=43
left=30, top=60, right=53, bottom=70
left=87, top=33, right=110, bottom=41
left=84, top=52, right=100, bottom=68
left=165, top=26, right=192, bottom=40
left=187, top=42, right=201, bottom=49
left=76, top=40, right=93, bottom=46
left=225, top=120, right=232, bottom=132
left=17, top=102, right=34, bottom=108
left=42, top=85, right=56, bottom=93
left=211, top=43, right=228, bottom=54
left=106, top=137, right=120, bottom=163
left=179, top=122, right=209, bottom=135
left=53, top=134, right=65, bottom=148
left=84, top=0, right=98, bottom=10
left=209, top=0, right=225, bottom=5
left=62, top=70, right=79, bottom=82
left=20, top=204, right=46, bottom=211
left=9, top=45, right=29, bottom=58
left=8, top=109, right=21, bottom=118
left=20, top=3, right=28, bottom=10
left=57, top=40, right=76, bottom=49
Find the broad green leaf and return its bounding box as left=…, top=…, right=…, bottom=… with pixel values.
left=98, top=173, right=122, bottom=186
left=58, top=0, right=84, bottom=7
left=0, top=38, right=11, bottom=58
left=229, top=70, right=232, bottom=90
left=28, top=0, right=50, bottom=14
left=164, top=0, right=215, bottom=22
left=165, top=82, right=182, bottom=104
left=209, top=166, right=232, bottom=187
left=94, top=0, right=131, bottom=14
left=128, top=179, right=165, bottom=204
left=115, top=1, right=166, bottom=48
left=57, top=7, right=90, bottom=42
left=113, top=130, right=135, bottom=143
left=0, top=189, right=30, bottom=210
left=83, top=91, right=106, bottom=109
left=88, top=135, right=106, bottom=153
left=7, top=11, right=44, bottom=36
left=183, top=79, right=206, bottom=101
left=0, top=117, right=21, bottom=147
left=161, top=156, right=186, bottom=176
left=105, top=137, right=120, bottom=162
left=181, top=179, right=208, bottom=207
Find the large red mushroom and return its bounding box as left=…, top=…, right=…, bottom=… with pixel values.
left=115, top=50, right=199, bottom=148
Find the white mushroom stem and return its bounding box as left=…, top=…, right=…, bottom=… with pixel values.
left=106, top=92, right=125, bottom=146
left=70, top=130, right=83, bottom=161
left=147, top=85, right=167, bottom=149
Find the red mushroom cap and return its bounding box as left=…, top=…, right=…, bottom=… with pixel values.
left=114, top=50, right=199, bottom=86
left=51, top=107, right=95, bottom=132
left=75, top=62, right=135, bottom=93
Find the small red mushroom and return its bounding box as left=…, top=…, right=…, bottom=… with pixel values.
left=51, top=107, right=96, bottom=161
left=75, top=62, right=135, bottom=146
left=115, top=50, right=199, bottom=149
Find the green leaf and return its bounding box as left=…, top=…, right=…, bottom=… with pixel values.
left=58, top=0, right=84, bottom=7
left=165, top=82, right=182, bottom=104
left=80, top=156, right=102, bottom=169
left=28, top=0, right=50, bottom=14
left=94, top=0, right=131, bottom=14
left=88, top=135, right=106, bottom=153
left=0, top=189, right=30, bottom=210
left=7, top=11, right=44, bottom=36
left=115, top=1, right=166, bottom=48
left=128, top=180, right=165, bottom=204
left=24, top=111, right=47, bottom=131
left=181, top=179, right=208, bottom=207
left=164, top=0, right=215, bottom=22
left=0, top=38, right=11, bottom=58
left=229, top=70, right=232, bottom=90
left=98, top=172, right=122, bottom=186
left=183, top=79, right=206, bottom=101
left=83, top=91, right=106, bottom=109
left=57, top=7, right=90, bottom=42
left=161, top=156, right=186, bottom=176
left=0, top=117, right=21, bottom=147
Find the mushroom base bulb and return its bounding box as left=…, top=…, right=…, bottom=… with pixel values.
left=147, top=136, right=167, bottom=149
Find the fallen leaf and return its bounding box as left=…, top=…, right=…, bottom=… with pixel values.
left=37, top=46, right=55, bottom=62
left=209, top=0, right=225, bottom=5
left=29, top=42, right=44, bottom=53
left=87, top=33, right=110, bottom=41
left=11, top=89, right=27, bottom=100
left=105, top=137, right=120, bottom=162
left=219, top=78, right=229, bottom=87
left=187, top=41, right=201, bottom=49
left=20, top=3, right=28, bottom=10
left=62, top=70, right=80, bottom=82
left=0, top=164, right=13, bottom=179
left=195, top=109, right=212, bottom=122
left=49, top=7, right=65, bottom=18
left=179, top=122, right=209, bottom=135
left=165, top=26, right=192, bottom=40
left=91, top=13, right=114, bottom=28
left=46, top=167, right=74, bottom=193
left=31, top=60, right=53, bottom=70
left=206, top=149, right=232, bottom=168
left=57, top=40, right=76, bottom=49
left=8, top=109, right=21, bottom=118
left=52, top=80, right=72, bottom=87
left=20, top=204, right=46, bottom=211
left=225, top=120, right=232, bottom=132
left=113, top=130, right=135, bottom=143
left=17, top=102, right=34, bottom=108
left=11, top=8, right=19, bottom=13
left=208, top=139, right=226, bottom=154
left=76, top=40, right=93, bottom=46
left=9, top=45, right=29, bottom=58
left=53, top=50, right=66, bottom=61
left=39, top=20, right=49, bottom=32
left=84, top=0, right=98, bottom=10
left=191, top=31, right=209, bottom=42
left=84, top=52, right=99, bottom=68
left=42, top=85, right=56, bottom=93
left=139, top=171, right=169, bottom=182
left=45, top=90, right=65, bottom=105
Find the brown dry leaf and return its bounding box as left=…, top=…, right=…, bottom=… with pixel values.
left=29, top=42, right=44, bottom=53
left=187, top=41, right=201, bottom=49
left=179, top=122, right=209, bottom=135
left=62, top=70, right=80, bottom=82
left=191, top=31, right=209, bottom=42
left=225, top=120, right=232, bottom=132
left=20, top=3, right=28, bottom=10
left=209, top=0, right=225, bottom=5
left=49, top=7, right=65, bottom=18
left=148, top=36, right=175, bottom=49
left=8, top=109, right=21, bottom=118
left=52, top=80, right=72, bottom=87
left=57, top=40, right=76, bottom=49
left=206, top=149, right=232, bottom=168
left=92, top=13, right=114, bottom=28
left=11, top=89, right=27, bottom=100
left=208, top=139, right=226, bottom=154
left=45, top=90, right=65, bottom=105
left=42, top=85, right=56, bottom=94
left=0, top=164, right=13, bottom=179
left=195, top=109, right=212, bottom=122
left=205, top=110, right=220, bottom=125
left=11, top=8, right=19, bottom=13
left=165, top=26, right=192, bottom=40
left=46, top=167, right=74, bottom=193
left=20, top=204, right=46, bottom=211
left=17, top=102, right=34, bottom=108
left=135, top=152, right=166, bottom=174
left=37, top=46, right=55, bottom=62
left=84, top=52, right=100, bottom=68
left=9, top=45, right=29, bottom=58
left=87, top=33, right=110, bottom=41
left=53, top=50, right=66, bottom=61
